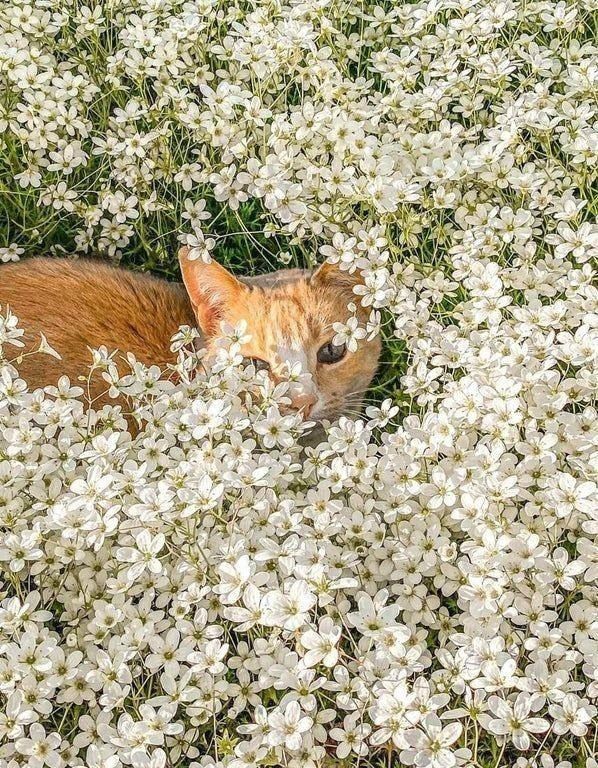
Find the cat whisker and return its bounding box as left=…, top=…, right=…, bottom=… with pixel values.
left=342, top=389, right=369, bottom=400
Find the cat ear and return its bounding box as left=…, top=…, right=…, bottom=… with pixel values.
left=311, top=261, right=363, bottom=293
left=178, top=247, right=247, bottom=336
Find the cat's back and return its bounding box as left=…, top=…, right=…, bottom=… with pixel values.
left=0, top=258, right=194, bottom=396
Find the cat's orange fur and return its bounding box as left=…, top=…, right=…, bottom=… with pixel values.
left=0, top=250, right=380, bottom=420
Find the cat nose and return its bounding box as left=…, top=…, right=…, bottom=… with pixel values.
left=289, top=392, right=317, bottom=417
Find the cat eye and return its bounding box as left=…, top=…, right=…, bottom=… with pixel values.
left=244, top=357, right=270, bottom=373
left=317, top=340, right=347, bottom=365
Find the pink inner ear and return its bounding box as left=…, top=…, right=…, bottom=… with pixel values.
left=193, top=290, right=223, bottom=337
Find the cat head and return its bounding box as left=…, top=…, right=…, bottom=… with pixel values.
left=179, top=247, right=380, bottom=422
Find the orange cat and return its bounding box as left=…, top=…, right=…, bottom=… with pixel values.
left=0, top=249, right=380, bottom=420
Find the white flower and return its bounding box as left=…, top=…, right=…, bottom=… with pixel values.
left=401, top=714, right=463, bottom=768
left=253, top=406, right=299, bottom=449
left=116, top=530, right=165, bottom=579
left=487, top=693, right=549, bottom=750
left=332, top=316, right=367, bottom=353
left=549, top=694, right=596, bottom=737
left=267, top=701, right=313, bottom=751
left=347, top=590, right=405, bottom=638
left=329, top=713, right=371, bottom=759
left=301, top=617, right=341, bottom=668
left=262, top=580, right=317, bottom=631
left=0, top=243, right=23, bottom=263
left=0, top=690, right=37, bottom=740
left=15, top=723, right=62, bottom=768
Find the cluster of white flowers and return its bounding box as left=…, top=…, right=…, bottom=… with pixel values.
left=1, top=0, right=597, bottom=767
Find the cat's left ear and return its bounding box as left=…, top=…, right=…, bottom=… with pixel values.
left=311, top=261, right=363, bottom=293
left=179, top=247, right=247, bottom=336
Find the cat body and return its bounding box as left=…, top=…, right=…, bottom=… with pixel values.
left=0, top=258, right=194, bottom=397
left=0, top=252, right=380, bottom=420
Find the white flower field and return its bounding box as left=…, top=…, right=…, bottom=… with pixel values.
left=0, top=1, right=597, bottom=767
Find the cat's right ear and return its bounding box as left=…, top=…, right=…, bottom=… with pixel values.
left=178, top=247, right=247, bottom=336
left=311, top=260, right=364, bottom=293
